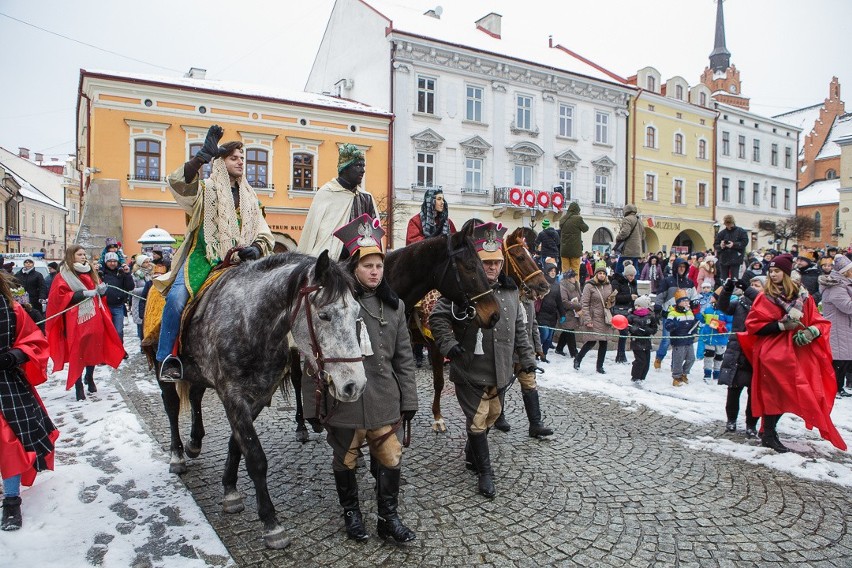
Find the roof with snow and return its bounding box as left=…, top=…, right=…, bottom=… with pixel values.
left=797, top=178, right=840, bottom=207
left=82, top=69, right=392, bottom=117
left=774, top=103, right=823, bottom=157
left=817, top=113, right=852, bottom=160
left=362, top=0, right=630, bottom=87
left=0, top=147, right=66, bottom=206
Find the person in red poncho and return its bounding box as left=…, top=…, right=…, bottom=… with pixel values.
left=0, top=271, right=56, bottom=531
left=46, top=245, right=125, bottom=401
left=739, top=253, right=847, bottom=453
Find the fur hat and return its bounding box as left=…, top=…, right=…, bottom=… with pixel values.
left=634, top=295, right=652, bottom=310
left=674, top=289, right=689, bottom=303
left=104, top=252, right=119, bottom=262
left=472, top=222, right=506, bottom=261
left=834, top=254, right=852, bottom=275
left=623, top=262, right=637, bottom=278
left=768, top=253, right=794, bottom=276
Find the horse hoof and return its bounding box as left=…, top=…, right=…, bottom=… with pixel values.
left=263, top=526, right=291, bottom=549
left=169, top=461, right=187, bottom=475
left=185, top=442, right=202, bottom=459
left=432, top=418, right=447, bottom=433
left=295, top=427, right=310, bottom=444
left=222, top=492, right=244, bottom=514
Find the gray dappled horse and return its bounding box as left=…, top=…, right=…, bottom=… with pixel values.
left=150, top=251, right=366, bottom=549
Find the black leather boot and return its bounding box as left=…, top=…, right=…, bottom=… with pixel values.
left=1, top=496, right=22, bottom=531
left=522, top=389, right=553, bottom=438
left=468, top=433, right=495, bottom=498
left=85, top=367, right=97, bottom=393
left=464, top=439, right=477, bottom=473
left=760, top=415, right=789, bottom=453
left=493, top=411, right=511, bottom=432
left=376, top=465, right=416, bottom=543
left=74, top=378, right=86, bottom=401
left=596, top=342, right=607, bottom=374
left=333, top=469, right=368, bottom=541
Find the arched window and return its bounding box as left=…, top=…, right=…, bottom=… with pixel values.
left=292, top=153, right=314, bottom=190
left=246, top=148, right=268, bottom=188
left=826, top=169, right=837, bottom=180
left=645, top=126, right=656, bottom=148
left=188, top=143, right=213, bottom=179
left=814, top=211, right=822, bottom=238
left=674, top=133, right=684, bottom=155
left=134, top=139, right=161, bottom=181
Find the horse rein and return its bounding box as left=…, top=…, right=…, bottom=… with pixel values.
left=439, top=235, right=495, bottom=321
left=503, top=241, right=543, bottom=295
left=290, top=282, right=364, bottom=423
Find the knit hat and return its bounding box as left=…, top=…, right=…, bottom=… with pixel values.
left=337, top=143, right=365, bottom=173
left=623, top=262, right=637, bottom=278
left=750, top=275, right=767, bottom=286
left=104, top=252, right=119, bottom=262
left=702, top=279, right=714, bottom=289
left=134, top=254, right=150, bottom=266
left=563, top=269, right=577, bottom=278
left=834, top=254, right=852, bottom=275
left=634, top=295, right=652, bottom=310
left=541, top=219, right=551, bottom=229
left=472, top=222, right=507, bottom=261
left=333, top=214, right=385, bottom=259
left=594, top=261, right=608, bottom=275
left=544, top=262, right=557, bottom=273
left=768, top=253, right=794, bottom=276
left=674, top=289, right=689, bottom=303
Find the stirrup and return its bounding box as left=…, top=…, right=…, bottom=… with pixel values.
left=159, top=355, right=184, bottom=383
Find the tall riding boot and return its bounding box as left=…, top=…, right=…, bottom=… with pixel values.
left=85, top=366, right=96, bottom=393
left=493, top=392, right=510, bottom=432
left=333, top=469, right=368, bottom=541
left=1, top=496, right=22, bottom=531
left=376, top=465, right=416, bottom=543
left=760, top=414, right=788, bottom=453
left=464, top=439, right=477, bottom=473
left=468, top=433, right=495, bottom=498
left=522, top=388, right=553, bottom=438
left=74, top=378, right=86, bottom=401
left=596, top=342, right=608, bottom=374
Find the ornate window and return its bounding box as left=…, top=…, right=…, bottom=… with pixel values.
left=246, top=148, right=268, bottom=188
left=514, top=164, right=533, bottom=187
left=134, top=139, right=161, bottom=181
left=416, top=152, right=436, bottom=187
left=292, top=153, right=314, bottom=190
left=594, top=175, right=608, bottom=204
left=465, top=158, right=483, bottom=191
left=558, top=170, right=573, bottom=201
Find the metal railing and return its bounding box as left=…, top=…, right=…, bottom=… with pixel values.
left=410, top=183, right=443, bottom=192
left=460, top=187, right=489, bottom=196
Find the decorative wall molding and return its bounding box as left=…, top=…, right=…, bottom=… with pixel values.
left=411, top=128, right=445, bottom=151
left=459, top=135, right=492, bottom=158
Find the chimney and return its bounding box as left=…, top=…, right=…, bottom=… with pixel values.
left=184, top=67, right=207, bottom=79
left=34, top=152, right=44, bottom=163
left=424, top=6, right=442, bottom=19
left=475, top=12, right=502, bottom=39
left=18, top=147, right=29, bottom=159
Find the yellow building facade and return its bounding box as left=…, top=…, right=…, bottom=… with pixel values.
left=76, top=69, right=391, bottom=256
left=626, top=68, right=718, bottom=254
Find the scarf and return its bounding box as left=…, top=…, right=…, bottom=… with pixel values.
left=0, top=296, right=55, bottom=470
left=769, top=291, right=803, bottom=319
left=59, top=265, right=98, bottom=324
left=419, top=189, right=450, bottom=239
left=202, top=157, right=263, bottom=263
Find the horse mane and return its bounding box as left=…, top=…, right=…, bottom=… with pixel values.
left=251, top=252, right=354, bottom=310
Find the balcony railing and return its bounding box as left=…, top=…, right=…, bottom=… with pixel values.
left=127, top=174, right=165, bottom=183
left=410, top=183, right=443, bottom=192
left=460, top=187, right=489, bottom=196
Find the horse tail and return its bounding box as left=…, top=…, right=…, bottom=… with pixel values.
left=177, top=380, right=191, bottom=415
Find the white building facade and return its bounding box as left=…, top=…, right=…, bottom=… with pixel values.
left=306, top=0, right=633, bottom=248
left=714, top=103, right=800, bottom=251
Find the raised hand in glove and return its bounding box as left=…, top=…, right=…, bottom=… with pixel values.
left=195, top=125, right=224, bottom=163
left=793, top=326, right=820, bottom=346
left=236, top=245, right=261, bottom=262
left=96, top=282, right=108, bottom=295
left=401, top=410, right=416, bottom=422
left=447, top=344, right=465, bottom=360
left=722, top=278, right=736, bottom=293
left=787, top=307, right=803, bottom=322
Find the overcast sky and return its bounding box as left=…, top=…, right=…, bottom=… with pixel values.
left=1, top=0, right=849, bottom=158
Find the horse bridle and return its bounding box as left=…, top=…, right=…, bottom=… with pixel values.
left=439, top=235, right=495, bottom=321
left=503, top=240, right=543, bottom=296
left=290, top=282, right=364, bottom=423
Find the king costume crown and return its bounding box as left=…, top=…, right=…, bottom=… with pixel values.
left=333, top=214, right=385, bottom=258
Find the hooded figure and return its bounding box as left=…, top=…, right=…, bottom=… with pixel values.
left=405, top=189, right=456, bottom=245
left=559, top=201, right=589, bottom=276
left=614, top=204, right=645, bottom=274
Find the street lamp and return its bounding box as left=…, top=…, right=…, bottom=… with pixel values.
left=712, top=222, right=720, bottom=237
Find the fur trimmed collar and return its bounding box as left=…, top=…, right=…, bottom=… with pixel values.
left=353, top=278, right=400, bottom=309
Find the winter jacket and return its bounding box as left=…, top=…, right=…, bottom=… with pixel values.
left=100, top=266, right=134, bottom=308
left=610, top=273, right=637, bottom=315
left=614, top=204, right=644, bottom=257
left=665, top=307, right=697, bottom=346
left=558, top=202, right=589, bottom=259
left=432, top=273, right=535, bottom=389
left=698, top=304, right=733, bottom=347
left=818, top=271, right=852, bottom=360
left=627, top=309, right=658, bottom=351
left=697, top=261, right=717, bottom=288
left=13, top=268, right=46, bottom=307
left=713, top=225, right=749, bottom=266
left=130, top=269, right=151, bottom=325
left=797, top=262, right=822, bottom=304
left=655, top=259, right=697, bottom=315
left=535, top=278, right=565, bottom=328
left=640, top=262, right=664, bottom=294
left=534, top=227, right=561, bottom=259
left=520, top=296, right=542, bottom=354
left=559, top=278, right=582, bottom=330
left=580, top=277, right=615, bottom=343
left=717, top=286, right=758, bottom=387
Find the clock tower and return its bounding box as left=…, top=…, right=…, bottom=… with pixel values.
left=699, top=0, right=750, bottom=110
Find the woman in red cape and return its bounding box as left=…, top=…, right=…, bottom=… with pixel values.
left=0, top=272, right=57, bottom=530
left=46, top=245, right=124, bottom=401
left=739, top=254, right=846, bottom=452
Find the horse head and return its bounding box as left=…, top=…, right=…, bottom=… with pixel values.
left=441, top=221, right=500, bottom=329
left=289, top=250, right=367, bottom=403
left=504, top=227, right=550, bottom=299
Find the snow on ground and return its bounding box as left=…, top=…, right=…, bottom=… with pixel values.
left=0, top=331, right=234, bottom=568
left=537, top=348, right=852, bottom=487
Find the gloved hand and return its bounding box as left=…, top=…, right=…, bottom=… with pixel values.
left=0, top=350, right=18, bottom=371
left=536, top=351, right=545, bottom=361
left=401, top=410, right=416, bottom=422
left=517, top=370, right=537, bottom=382
left=195, top=125, right=224, bottom=163
left=653, top=304, right=663, bottom=315
left=96, top=282, right=108, bottom=295
left=722, top=278, right=735, bottom=293
left=793, top=326, right=820, bottom=346
left=778, top=318, right=801, bottom=331
left=82, top=289, right=98, bottom=298
left=237, top=245, right=261, bottom=262
left=737, top=278, right=751, bottom=291
left=523, top=366, right=537, bottom=374
left=447, top=344, right=465, bottom=360
left=787, top=307, right=803, bottom=322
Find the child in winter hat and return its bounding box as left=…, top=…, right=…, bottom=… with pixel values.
left=627, top=295, right=658, bottom=383
left=622, top=260, right=637, bottom=278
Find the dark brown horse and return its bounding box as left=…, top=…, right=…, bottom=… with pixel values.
left=407, top=226, right=550, bottom=431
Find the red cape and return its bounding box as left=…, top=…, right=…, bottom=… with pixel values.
left=0, top=303, right=59, bottom=486
left=45, top=273, right=125, bottom=389
left=739, top=293, right=846, bottom=451
left=405, top=214, right=457, bottom=246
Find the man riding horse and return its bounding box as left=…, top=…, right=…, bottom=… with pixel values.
left=155, top=125, right=274, bottom=380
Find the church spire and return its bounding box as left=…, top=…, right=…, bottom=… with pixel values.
left=709, top=0, right=731, bottom=72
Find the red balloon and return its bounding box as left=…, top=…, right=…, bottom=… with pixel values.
left=611, top=314, right=629, bottom=330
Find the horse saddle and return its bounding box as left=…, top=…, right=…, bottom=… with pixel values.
left=412, top=289, right=442, bottom=340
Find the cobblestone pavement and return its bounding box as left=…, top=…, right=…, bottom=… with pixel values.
left=115, top=356, right=852, bottom=567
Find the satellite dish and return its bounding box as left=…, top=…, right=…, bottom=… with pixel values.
left=434, top=5, right=443, bottom=16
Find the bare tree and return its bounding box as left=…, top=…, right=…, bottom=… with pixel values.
left=757, top=215, right=818, bottom=250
